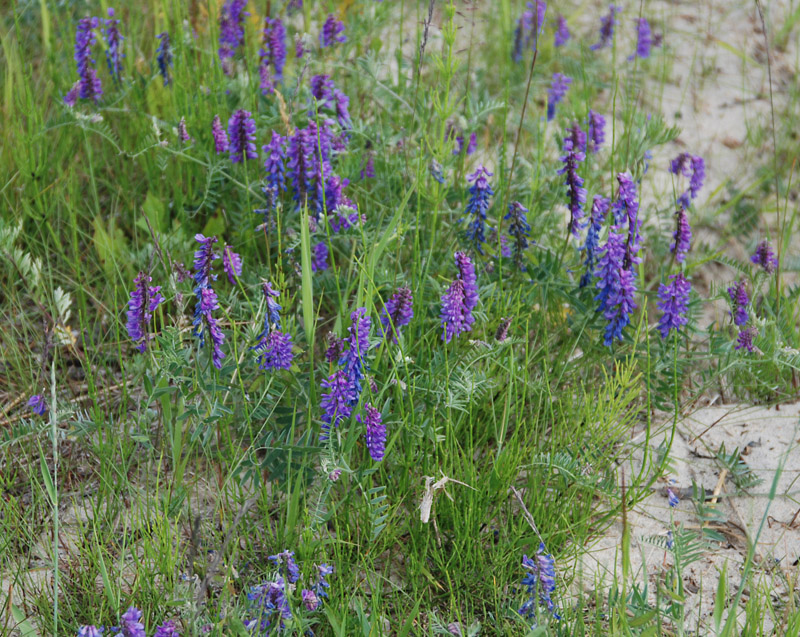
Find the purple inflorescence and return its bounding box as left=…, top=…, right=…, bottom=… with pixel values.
left=441, top=252, right=478, bottom=343
left=587, top=110, right=606, bottom=153
left=310, top=74, right=336, bottom=110
left=590, top=4, right=621, bottom=51
left=269, top=550, right=301, bottom=584
left=212, top=115, right=229, bottom=154
left=126, top=272, right=165, bottom=352
left=114, top=606, right=146, bottom=637
left=560, top=125, right=587, bottom=236
left=735, top=326, right=757, bottom=353
left=630, top=17, right=653, bottom=59
left=218, top=0, right=248, bottom=74
left=325, top=332, right=346, bottom=363
left=669, top=153, right=705, bottom=208
left=78, top=626, right=103, bottom=637
left=580, top=195, right=609, bottom=288
left=254, top=331, right=294, bottom=371
left=667, top=488, right=680, bottom=508
left=312, top=241, right=329, bottom=272
left=302, top=589, right=320, bottom=611
left=455, top=251, right=479, bottom=312
left=361, top=152, right=376, bottom=179
left=177, top=117, right=192, bottom=143
left=103, top=8, right=124, bottom=82
left=259, top=17, right=286, bottom=94
left=554, top=15, right=570, bottom=47
left=379, top=287, right=414, bottom=343
left=156, top=32, right=172, bottom=86
left=463, top=165, right=494, bottom=254
left=228, top=109, right=258, bottom=163
left=288, top=126, right=316, bottom=207
left=505, top=202, right=531, bottom=270
left=320, top=369, right=354, bottom=439
left=512, top=0, right=547, bottom=62
left=263, top=131, right=286, bottom=193
left=358, top=403, right=386, bottom=461
left=340, top=308, right=372, bottom=400
left=222, top=245, right=242, bottom=284
left=191, top=234, right=225, bottom=369
left=68, top=17, right=103, bottom=104
left=751, top=240, right=778, bottom=273
left=670, top=208, right=692, bottom=263
left=246, top=577, right=292, bottom=634
left=727, top=280, right=749, bottom=327
left=656, top=272, right=691, bottom=339
left=547, top=73, right=571, bottom=121
left=320, top=14, right=346, bottom=48
left=28, top=394, right=47, bottom=416
left=519, top=543, right=558, bottom=619
left=153, top=620, right=179, bottom=637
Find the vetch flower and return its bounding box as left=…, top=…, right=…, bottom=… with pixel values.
left=340, top=308, right=372, bottom=400
left=656, top=272, right=691, bottom=339
left=629, top=17, right=653, bottom=59
left=114, top=606, right=145, bottom=637
left=153, top=620, right=179, bottom=637
left=259, top=17, right=286, bottom=94
left=325, top=332, right=346, bottom=363
left=218, top=0, right=249, bottom=75
left=194, top=287, right=226, bottom=369
left=254, top=331, right=293, bottom=370
left=590, top=4, right=621, bottom=51
left=262, top=131, right=286, bottom=193
left=78, top=627, right=103, bottom=637
left=512, top=0, right=547, bottom=62
left=358, top=403, right=386, bottom=461
left=269, top=550, right=301, bottom=583
left=440, top=279, right=472, bottom=343
left=211, top=115, right=229, bottom=154
left=28, top=394, right=47, bottom=416
left=361, top=152, right=376, bottom=179
left=221, top=245, right=242, bottom=284
left=454, top=251, right=478, bottom=312
left=103, top=8, right=124, bottom=82
left=192, top=234, right=219, bottom=291
left=547, top=73, right=571, bottom=121
left=735, top=326, right=757, bottom=353
left=379, top=287, right=414, bottom=343
left=505, top=202, right=531, bottom=270
left=519, top=543, right=558, bottom=619
left=554, top=15, right=570, bottom=47
left=246, top=577, right=292, bottom=633
left=127, top=272, right=164, bottom=352
left=669, top=153, right=705, bottom=208
left=228, top=109, right=258, bottom=163
left=751, top=240, right=778, bottom=273
left=288, top=126, right=316, bottom=207
left=313, top=563, right=334, bottom=600
left=71, top=17, right=103, bottom=103
left=177, top=117, right=192, bottom=143
left=560, top=127, right=586, bottom=236
left=302, top=589, right=320, bottom=611
left=429, top=159, right=445, bottom=184
left=463, top=165, right=494, bottom=254
left=727, top=280, right=749, bottom=327
left=595, top=228, right=637, bottom=346
left=587, top=110, right=606, bottom=153
left=320, top=370, right=354, bottom=439
left=319, top=14, right=346, bottom=48
left=580, top=195, right=609, bottom=288
left=312, top=241, right=329, bottom=272
left=156, top=32, right=172, bottom=86
left=670, top=208, right=692, bottom=263
left=667, top=488, right=679, bottom=508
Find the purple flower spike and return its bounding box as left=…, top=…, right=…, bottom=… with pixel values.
left=320, top=369, right=354, bottom=439
left=519, top=543, right=558, bottom=619
left=262, top=131, right=286, bottom=193
left=505, top=202, right=531, bottom=270
left=358, top=403, right=386, bottom=461
left=228, top=109, right=258, bottom=163
left=441, top=253, right=478, bottom=344
left=547, top=73, right=572, bottom=121
left=288, top=127, right=315, bottom=206
left=455, top=251, right=479, bottom=312
left=590, top=5, right=622, bottom=51
left=554, top=15, right=570, bottom=46
left=670, top=208, right=692, bottom=263
left=222, top=245, right=243, bottom=284
left=727, top=280, right=749, bottom=327
left=580, top=195, right=609, bottom=288
left=259, top=17, right=286, bottom=94
left=302, top=589, right=320, bottom=611
left=669, top=153, right=705, bottom=207
left=656, top=272, right=691, bottom=339
left=361, top=152, right=376, bottom=179
left=667, top=488, right=679, bottom=508
left=629, top=17, right=653, bottom=60
left=218, top=0, right=249, bottom=75
left=380, top=286, right=414, bottom=343
left=156, top=32, right=172, bottom=86
left=735, top=326, right=757, bottom=353
left=587, top=110, right=606, bottom=153
left=78, top=626, right=103, bottom=637
left=269, top=550, right=301, bottom=583
left=466, top=132, right=477, bottom=155
left=192, top=234, right=219, bottom=290
left=103, top=8, right=124, bottom=82
left=319, top=14, right=346, bottom=48
left=178, top=117, right=192, bottom=143
left=512, top=0, right=547, bottom=62
left=116, top=606, right=146, bottom=637
left=312, top=241, right=329, bottom=272
left=595, top=228, right=637, bottom=346
left=153, top=620, right=180, bottom=637
left=560, top=126, right=587, bottom=236
left=195, top=287, right=226, bottom=369
left=71, top=17, right=103, bottom=103
left=212, top=115, right=229, bottom=153
left=463, top=165, right=494, bottom=254
left=751, top=240, right=778, bottom=273
left=28, top=394, right=47, bottom=416
left=254, top=330, right=293, bottom=370
left=127, top=272, right=165, bottom=352
left=341, top=308, right=372, bottom=400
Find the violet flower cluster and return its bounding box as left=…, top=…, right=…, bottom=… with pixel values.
left=580, top=195, right=609, bottom=288
left=111, top=605, right=178, bottom=637
left=669, top=152, right=705, bottom=208
left=512, top=0, right=547, bottom=62
left=727, top=280, right=756, bottom=353
left=262, top=131, right=287, bottom=196
left=253, top=285, right=294, bottom=372
left=441, top=252, right=478, bottom=343
left=751, top=240, right=778, bottom=273
left=590, top=4, right=621, bottom=50
left=65, top=17, right=102, bottom=105
left=301, top=563, right=334, bottom=612
left=670, top=207, right=692, bottom=263
left=560, top=123, right=587, bottom=236
left=518, top=543, right=558, bottom=620
left=587, top=110, right=606, bottom=153
left=629, top=17, right=654, bottom=60
left=218, top=0, right=248, bottom=74
left=505, top=202, right=531, bottom=270
left=463, top=165, right=494, bottom=254
left=259, top=17, right=286, bottom=94
left=245, top=578, right=292, bottom=634
left=228, top=109, right=258, bottom=163
left=103, top=8, right=124, bottom=82
left=222, top=245, right=242, bottom=284
left=656, top=272, right=691, bottom=339
left=554, top=15, right=570, bottom=47
left=191, top=234, right=225, bottom=369
left=358, top=403, right=386, bottom=461
left=156, top=32, right=172, bottom=86
left=211, top=115, right=229, bottom=154
left=319, top=14, right=346, bottom=48
left=547, top=73, right=571, bottom=121
left=126, top=272, right=164, bottom=353
left=379, top=286, right=414, bottom=343
left=28, top=394, right=47, bottom=416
